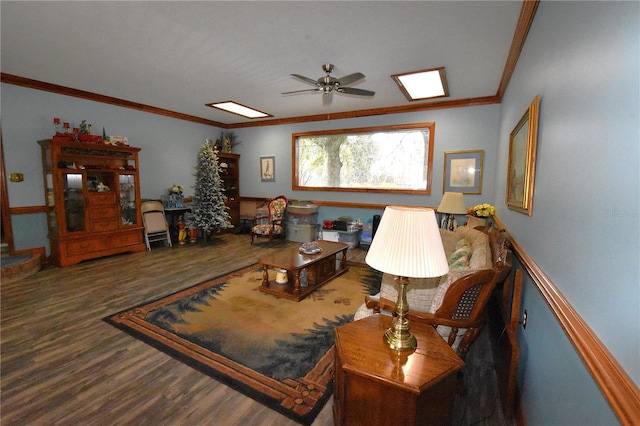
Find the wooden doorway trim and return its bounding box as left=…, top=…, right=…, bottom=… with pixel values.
left=0, top=131, right=15, bottom=255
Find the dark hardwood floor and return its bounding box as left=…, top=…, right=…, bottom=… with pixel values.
left=1, top=233, right=507, bottom=425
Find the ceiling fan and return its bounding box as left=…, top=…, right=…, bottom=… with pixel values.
left=282, top=64, right=375, bottom=98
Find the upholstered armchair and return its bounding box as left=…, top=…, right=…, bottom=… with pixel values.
left=250, top=195, right=288, bottom=244
left=366, top=269, right=500, bottom=358
left=360, top=226, right=512, bottom=358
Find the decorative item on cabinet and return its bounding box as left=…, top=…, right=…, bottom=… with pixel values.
left=50, top=118, right=132, bottom=145
left=218, top=131, right=242, bottom=153
left=38, top=138, right=146, bottom=267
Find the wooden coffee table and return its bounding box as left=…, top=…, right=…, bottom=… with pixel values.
left=259, top=240, right=349, bottom=302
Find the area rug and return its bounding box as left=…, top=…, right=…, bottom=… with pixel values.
left=105, top=263, right=381, bottom=425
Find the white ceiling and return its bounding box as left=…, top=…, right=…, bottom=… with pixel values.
left=1, top=1, right=523, bottom=126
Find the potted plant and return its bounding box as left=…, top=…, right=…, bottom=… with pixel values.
left=467, top=203, right=495, bottom=228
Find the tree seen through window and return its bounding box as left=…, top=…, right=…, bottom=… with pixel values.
left=293, top=123, right=434, bottom=194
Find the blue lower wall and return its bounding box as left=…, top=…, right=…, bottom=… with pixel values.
left=513, top=257, right=618, bottom=425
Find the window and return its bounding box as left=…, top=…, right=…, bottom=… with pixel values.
left=293, top=122, right=434, bottom=194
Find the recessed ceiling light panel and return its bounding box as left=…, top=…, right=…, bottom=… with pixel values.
left=206, top=101, right=272, bottom=119
left=391, top=67, right=449, bottom=101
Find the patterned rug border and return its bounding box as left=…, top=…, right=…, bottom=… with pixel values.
left=104, top=262, right=374, bottom=425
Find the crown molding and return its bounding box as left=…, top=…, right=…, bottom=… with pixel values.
left=0, top=73, right=227, bottom=128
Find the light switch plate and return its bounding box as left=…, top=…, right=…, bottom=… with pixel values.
left=9, top=173, right=24, bottom=182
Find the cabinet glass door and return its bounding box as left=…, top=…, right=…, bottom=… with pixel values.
left=63, top=173, right=85, bottom=232
left=119, top=174, right=137, bottom=226
left=45, top=172, right=58, bottom=232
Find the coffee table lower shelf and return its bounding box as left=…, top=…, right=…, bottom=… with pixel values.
left=260, top=271, right=347, bottom=302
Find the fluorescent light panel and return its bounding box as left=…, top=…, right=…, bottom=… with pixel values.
left=392, top=67, right=449, bottom=101
left=206, top=101, right=271, bottom=119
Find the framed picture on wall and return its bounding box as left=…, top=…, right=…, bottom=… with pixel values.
left=507, top=95, right=540, bottom=215
left=260, top=156, right=275, bottom=182
left=443, top=150, right=484, bottom=194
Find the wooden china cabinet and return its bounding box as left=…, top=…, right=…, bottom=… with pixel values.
left=217, top=152, right=240, bottom=232
left=38, top=138, right=146, bottom=267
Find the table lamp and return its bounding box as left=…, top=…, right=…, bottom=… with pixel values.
left=437, top=192, right=466, bottom=230
left=365, top=206, right=449, bottom=350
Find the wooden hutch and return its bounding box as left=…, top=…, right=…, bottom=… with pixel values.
left=217, top=152, right=240, bottom=232
left=38, top=138, right=146, bottom=267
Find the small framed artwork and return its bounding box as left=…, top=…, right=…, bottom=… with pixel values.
left=507, top=95, right=540, bottom=215
left=260, top=156, right=275, bottom=182
left=443, top=150, right=484, bottom=194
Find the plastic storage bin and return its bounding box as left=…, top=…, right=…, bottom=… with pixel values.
left=287, top=204, right=319, bottom=214
left=287, top=203, right=319, bottom=242
left=287, top=213, right=318, bottom=225
left=360, top=219, right=373, bottom=248
left=286, top=223, right=318, bottom=243
left=161, top=194, right=184, bottom=208
left=321, top=229, right=360, bottom=249
left=286, top=204, right=319, bottom=225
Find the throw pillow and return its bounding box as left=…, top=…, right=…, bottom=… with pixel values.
left=455, top=237, right=471, bottom=250
left=448, top=245, right=471, bottom=266
left=449, top=256, right=470, bottom=270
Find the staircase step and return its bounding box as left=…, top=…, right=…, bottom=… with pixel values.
left=1, top=253, right=41, bottom=284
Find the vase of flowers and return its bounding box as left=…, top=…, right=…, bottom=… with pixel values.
left=467, top=203, right=495, bottom=228
left=168, top=184, right=184, bottom=195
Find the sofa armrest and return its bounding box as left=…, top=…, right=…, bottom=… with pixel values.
left=365, top=295, right=395, bottom=313
left=365, top=296, right=463, bottom=325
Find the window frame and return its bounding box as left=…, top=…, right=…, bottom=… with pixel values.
left=292, top=122, right=435, bottom=195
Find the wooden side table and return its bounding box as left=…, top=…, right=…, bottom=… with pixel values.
left=333, top=314, right=464, bottom=426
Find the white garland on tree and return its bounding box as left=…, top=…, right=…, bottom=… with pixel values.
left=191, top=138, right=233, bottom=235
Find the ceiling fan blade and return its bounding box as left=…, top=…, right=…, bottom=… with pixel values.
left=338, top=87, right=375, bottom=97
left=281, top=88, right=321, bottom=95
left=337, top=72, right=365, bottom=87
left=291, top=74, right=320, bottom=86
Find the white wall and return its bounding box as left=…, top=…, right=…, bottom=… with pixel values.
left=495, top=1, right=639, bottom=423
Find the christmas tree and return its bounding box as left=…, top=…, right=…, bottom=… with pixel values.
left=191, top=138, right=233, bottom=236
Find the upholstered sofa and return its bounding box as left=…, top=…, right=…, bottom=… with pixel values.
left=354, top=225, right=511, bottom=356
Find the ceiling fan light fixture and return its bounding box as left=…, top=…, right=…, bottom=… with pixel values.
left=282, top=64, right=375, bottom=99
left=206, top=101, right=272, bottom=119
left=392, top=67, right=449, bottom=101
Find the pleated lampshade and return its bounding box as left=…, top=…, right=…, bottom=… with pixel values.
left=365, top=206, right=449, bottom=278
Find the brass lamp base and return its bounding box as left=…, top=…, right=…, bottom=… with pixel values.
left=383, top=276, right=417, bottom=351
left=384, top=327, right=417, bottom=351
